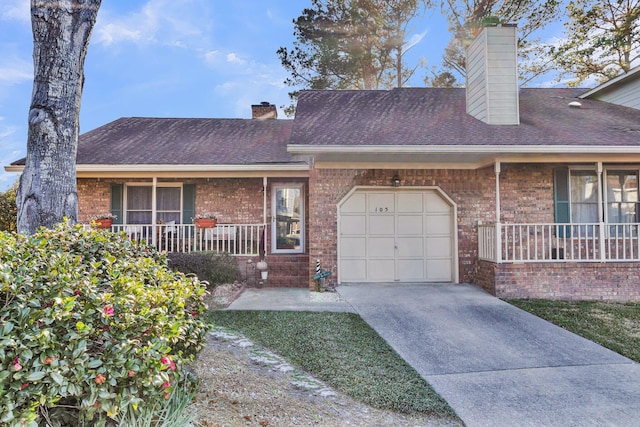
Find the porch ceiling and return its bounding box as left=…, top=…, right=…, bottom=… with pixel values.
left=289, top=145, right=640, bottom=169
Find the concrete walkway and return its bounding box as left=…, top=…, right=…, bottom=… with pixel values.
left=228, top=283, right=640, bottom=426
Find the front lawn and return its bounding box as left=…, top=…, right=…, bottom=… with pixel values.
left=507, top=299, right=640, bottom=362
left=209, top=310, right=458, bottom=419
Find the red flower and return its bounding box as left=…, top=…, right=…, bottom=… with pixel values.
left=162, top=381, right=171, bottom=390
left=21, top=383, right=29, bottom=390
left=95, top=373, right=106, bottom=385
left=161, top=356, right=176, bottom=371
left=103, top=306, right=114, bottom=316
left=13, top=357, right=22, bottom=372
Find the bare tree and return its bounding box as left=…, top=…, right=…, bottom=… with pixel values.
left=17, top=0, right=101, bottom=234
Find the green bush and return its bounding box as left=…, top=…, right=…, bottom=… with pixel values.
left=167, top=251, right=238, bottom=287
left=0, top=182, right=17, bottom=233
left=0, top=222, right=209, bottom=426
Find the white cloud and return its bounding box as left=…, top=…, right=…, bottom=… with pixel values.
left=226, top=53, right=246, bottom=65
left=1, top=0, right=30, bottom=23
left=0, top=57, right=32, bottom=85
left=94, top=0, right=212, bottom=48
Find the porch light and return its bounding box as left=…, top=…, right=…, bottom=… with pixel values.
left=392, top=173, right=401, bottom=187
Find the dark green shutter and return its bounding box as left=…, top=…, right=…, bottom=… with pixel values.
left=554, top=168, right=570, bottom=237
left=182, top=184, right=195, bottom=224
left=110, top=184, right=123, bottom=224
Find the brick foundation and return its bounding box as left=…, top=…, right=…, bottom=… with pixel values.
left=478, top=260, right=640, bottom=301
left=238, top=255, right=310, bottom=288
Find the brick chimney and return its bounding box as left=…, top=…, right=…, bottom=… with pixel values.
left=251, top=101, right=278, bottom=120
left=466, top=24, right=519, bottom=125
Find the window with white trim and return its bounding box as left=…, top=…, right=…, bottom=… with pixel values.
left=124, top=184, right=182, bottom=224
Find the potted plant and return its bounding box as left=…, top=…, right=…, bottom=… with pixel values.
left=91, top=213, right=117, bottom=229
left=193, top=213, right=218, bottom=228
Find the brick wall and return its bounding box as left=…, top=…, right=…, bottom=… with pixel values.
left=483, top=261, right=640, bottom=301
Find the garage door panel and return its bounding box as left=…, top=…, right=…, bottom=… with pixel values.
left=398, top=215, right=423, bottom=235
left=367, top=260, right=395, bottom=281
left=368, top=215, right=395, bottom=235
left=341, top=237, right=366, bottom=257
left=427, top=259, right=452, bottom=281
left=427, top=237, right=452, bottom=257
left=398, top=259, right=425, bottom=281
left=368, top=193, right=395, bottom=213
left=341, top=193, right=366, bottom=213
left=397, top=236, right=423, bottom=257
left=341, top=259, right=367, bottom=281
left=425, top=215, right=451, bottom=235
left=426, top=193, right=452, bottom=213
left=397, top=193, right=423, bottom=213
left=341, top=215, right=366, bottom=235
left=368, top=237, right=395, bottom=257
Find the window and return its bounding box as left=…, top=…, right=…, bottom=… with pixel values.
left=272, top=184, right=304, bottom=253
left=124, top=184, right=182, bottom=224
left=555, top=168, right=640, bottom=228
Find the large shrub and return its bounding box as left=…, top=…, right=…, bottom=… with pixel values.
left=167, top=251, right=239, bottom=287
left=0, top=223, right=209, bottom=426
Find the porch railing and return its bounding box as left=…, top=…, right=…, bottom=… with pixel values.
left=479, top=222, right=640, bottom=263
left=103, top=223, right=264, bottom=256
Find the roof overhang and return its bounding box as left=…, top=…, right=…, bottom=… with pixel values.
left=288, top=144, right=640, bottom=169
left=4, top=163, right=310, bottom=178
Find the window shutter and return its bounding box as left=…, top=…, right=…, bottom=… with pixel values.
left=182, top=184, right=195, bottom=224
left=110, top=184, right=123, bottom=224
left=554, top=168, right=570, bottom=237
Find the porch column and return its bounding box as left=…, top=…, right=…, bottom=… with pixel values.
left=152, top=177, right=157, bottom=246
left=263, top=176, right=268, bottom=226
left=495, top=162, right=502, bottom=263
left=597, top=162, right=605, bottom=262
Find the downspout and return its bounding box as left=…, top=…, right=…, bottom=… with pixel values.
left=495, top=162, right=502, bottom=263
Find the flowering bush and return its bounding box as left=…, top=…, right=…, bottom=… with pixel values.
left=0, top=222, right=209, bottom=426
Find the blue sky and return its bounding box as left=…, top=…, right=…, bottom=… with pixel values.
left=0, top=0, right=569, bottom=190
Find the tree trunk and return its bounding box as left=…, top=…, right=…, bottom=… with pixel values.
left=17, top=0, right=101, bottom=234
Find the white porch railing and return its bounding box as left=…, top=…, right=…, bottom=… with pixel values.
left=103, top=223, right=264, bottom=255
left=479, top=223, right=640, bottom=263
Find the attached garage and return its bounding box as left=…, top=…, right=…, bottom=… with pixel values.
left=338, top=187, right=458, bottom=283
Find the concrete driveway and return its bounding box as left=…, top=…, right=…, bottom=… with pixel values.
left=337, top=283, right=640, bottom=427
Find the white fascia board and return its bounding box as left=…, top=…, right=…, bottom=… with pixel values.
left=287, top=144, right=640, bottom=155
left=4, top=163, right=309, bottom=174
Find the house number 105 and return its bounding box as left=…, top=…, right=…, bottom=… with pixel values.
left=374, top=207, right=390, bottom=212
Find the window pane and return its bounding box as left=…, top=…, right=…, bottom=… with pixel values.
left=157, top=212, right=180, bottom=224
left=570, top=171, right=598, bottom=203
left=157, top=187, right=181, bottom=211
left=127, top=186, right=152, bottom=210
left=607, top=171, right=638, bottom=223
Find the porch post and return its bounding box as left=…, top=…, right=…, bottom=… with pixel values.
left=597, top=162, right=605, bottom=262
left=263, top=176, right=268, bottom=226
left=152, top=176, right=157, bottom=247
left=495, top=162, right=502, bottom=263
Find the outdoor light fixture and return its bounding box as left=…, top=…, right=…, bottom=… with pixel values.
left=392, top=173, right=401, bottom=187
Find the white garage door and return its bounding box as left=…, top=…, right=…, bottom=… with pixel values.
left=339, top=189, right=456, bottom=283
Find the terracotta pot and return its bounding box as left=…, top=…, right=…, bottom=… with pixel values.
left=195, top=218, right=217, bottom=228
left=94, top=219, right=113, bottom=229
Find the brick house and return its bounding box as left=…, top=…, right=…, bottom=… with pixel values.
left=7, top=25, right=640, bottom=300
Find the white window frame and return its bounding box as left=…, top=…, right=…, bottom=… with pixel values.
left=123, top=182, right=183, bottom=225
left=271, top=183, right=305, bottom=254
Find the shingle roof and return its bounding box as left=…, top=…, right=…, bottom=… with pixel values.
left=13, top=117, right=297, bottom=166
left=290, top=88, right=640, bottom=147
left=80, top=117, right=297, bottom=165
